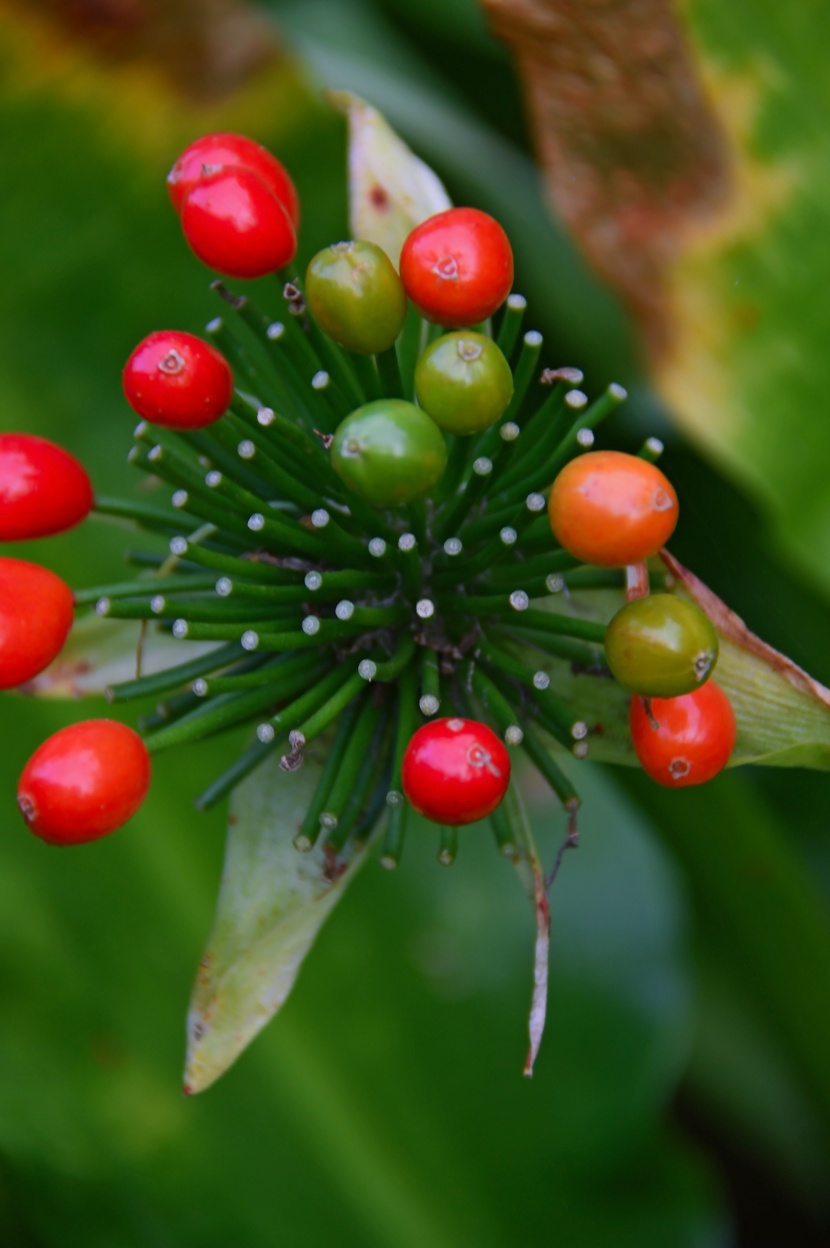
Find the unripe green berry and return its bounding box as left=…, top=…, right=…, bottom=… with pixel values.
left=605, top=593, right=719, bottom=698
left=414, top=331, right=513, bottom=435
left=305, top=240, right=406, bottom=355
left=331, top=400, right=447, bottom=508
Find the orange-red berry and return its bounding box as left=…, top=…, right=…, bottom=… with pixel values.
left=402, top=717, right=511, bottom=825
left=123, top=330, right=233, bottom=429
left=0, top=434, right=93, bottom=541
left=400, top=208, right=513, bottom=328
left=548, top=450, right=678, bottom=567
left=629, top=682, right=736, bottom=787
left=17, top=720, right=151, bottom=845
left=0, top=557, right=74, bottom=689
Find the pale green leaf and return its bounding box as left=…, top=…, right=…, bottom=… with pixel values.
left=328, top=89, right=452, bottom=267
left=19, top=613, right=219, bottom=699
left=184, top=740, right=377, bottom=1094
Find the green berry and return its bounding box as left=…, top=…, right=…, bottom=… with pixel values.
left=331, top=400, right=447, bottom=508
left=414, top=331, right=513, bottom=435
left=305, top=241, right=407, bottom=355
left=605, top=593, right=719, bottom=698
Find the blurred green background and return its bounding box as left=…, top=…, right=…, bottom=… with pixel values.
left=2, top=1, right=830, bottom=1243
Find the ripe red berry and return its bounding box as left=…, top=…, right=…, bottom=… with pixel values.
left=548, top=450, right=679, bottom=567
left=180, top=167, right=297, bottom=279
left=400, top=208, right=514, bottom=328
left=123, top=330, right=234, bottom=429
left=629, top=682, right=737, bottom=788
left=0, top=433, right=93, bottom=540
left=0, top=557, right=73, bottom=689
left=401, top=716, right=511, bottom=825
left=17, top=720, right=152, bottom=845
left=167, top=132, right=300, bottom=228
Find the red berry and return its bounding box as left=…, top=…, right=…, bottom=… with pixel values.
left=0, top=557, right=73, bottom=689
left=167, top=132, right=300, bottom=228
left=629, top=682, right=737, bottom=788
left=180, top=168, right=297, bottom=279
left=17, top=720, right=151, bottom=845
left=0, top=433, right=93, bottom=540
left=548, top=450, right=679, bottom=567
left=123, top=330, right=234, bottom=429
left=399, top=208, right=514, bottom=328
left=401, top=716, right=511, bottom=825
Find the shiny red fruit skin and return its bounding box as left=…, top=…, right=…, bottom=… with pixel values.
left=0, top=557, right=73, bottom=689
left=548, top=450, right=679, bottom=567
left=400, top=208, right=514, bottom=328
left=0, top=433, right=93, bottom=540
left=629, top=682, right=737, bottom=788
left=17, top=720, right=152, bottom=845
left=167, top=132, right=300, bottom=227
left=180, top=168, right=297, bottom=279
left=401, top=716, right=511, bottom=825
left=123, top=330, right=234, bottom=429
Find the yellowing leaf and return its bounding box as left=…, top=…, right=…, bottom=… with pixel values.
left=184, top=742, right=376, bottom=1094
left=328, top=90, right=452, bottom=267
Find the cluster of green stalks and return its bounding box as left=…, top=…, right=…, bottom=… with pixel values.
left=78, top=278, right=644, bottom=867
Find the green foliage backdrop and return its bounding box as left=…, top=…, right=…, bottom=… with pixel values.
left=1, top=1, right=829, bottom=1243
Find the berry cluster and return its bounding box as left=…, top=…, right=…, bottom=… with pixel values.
left=3, top=129, right=737, bottom=869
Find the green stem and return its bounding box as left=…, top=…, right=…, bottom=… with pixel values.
left=106, top=640, right=244, bottom=704
left=418, top=647, right=441, bottom=716
left=194, top=664, right=352, bottom=809
left=145, top=657, right=330, bottom=753
left=295, top=696, right=366, bottom=850
left=374, top=346, right=403, bottom=398
left=437, top=825, right=458, bottom=866
left=517, top=718, right=581, bottom=810
left=495, top=293, right=527, bottom=361
left=74, top=572, right=218, bottom=607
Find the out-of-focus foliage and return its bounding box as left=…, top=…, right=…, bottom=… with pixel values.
left=0, top=0, right=829, bottom=1243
